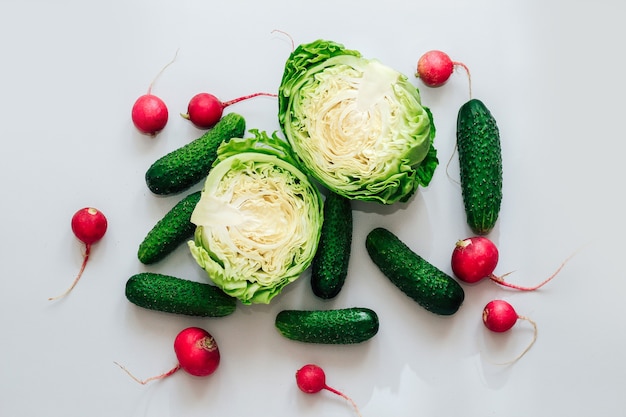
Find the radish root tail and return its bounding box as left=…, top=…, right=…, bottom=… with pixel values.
left=324, top=385, right=362, bottom=417
left=453, top=61, right=472, bottom=99
left=48, top=244, right=92, bottom=301
left=147, top=48, right=179, bottom=95
left=221, top=92, right=278, bottom=108
left=489, top=251, right=576, bottom=291
left=114, top=361, right=181, bottom=385
left=271, top=29, right=295, bottom=52
left=494, top=315, right=538, bottom=366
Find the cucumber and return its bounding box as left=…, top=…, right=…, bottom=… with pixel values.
left=365, top=227, right=464, bottom=315
left=275, top=307, right=379, bottom=344
left=137, top=191, right=201, bottom=264
left=145, top=112, right=246, bottom=195
left=310, top=192, right=353, bottom=299
left=456, top=98, right=502, bottom=235
left=125, top=272, right=236, bottom=317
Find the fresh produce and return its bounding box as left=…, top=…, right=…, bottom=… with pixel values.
left=451, top=236, right=570, bottom=290
left=456, top=98, right=503, bottom=235
left=137, top=191, right=201, bottom=264
left=125, top=272, right=236, bottom=317
left=131, top=51, right=177, bottom=136
left=482, top=299, right=537, bottom=363
left=116, top=327, right=220, bottom=384
left=188, top=130, right=323, bottom=305
left=132, top=95, right=168, bottom=136
left=49, top=207, right=108, bottom=301
left=278, top=39, right=439, bottom=204
left=295, top=364, right=362, bottom=417
left=310, top=191, right=353, bottom=299
left=181, top=92, right=277, bottom=129
left=145, top=112, right=246, bottom=195
left=366, top=227, right=464, bottom=315
left=275, top=307, right=379, bottom=344
left=415, top=50, right=471, bottom=91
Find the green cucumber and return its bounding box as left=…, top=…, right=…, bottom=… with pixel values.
left=456, top=98, right=502, bottom=235
left=310, top=192, right=353, bottom=299
left=125, top=272, right=236, bottom=317
left=275, top=307, right=379, bottom=344
left=145, top=112, right=246, bottom=195
left=137, top=191, right=201, bottom=264
left=366, top=227, right=464, bottom=315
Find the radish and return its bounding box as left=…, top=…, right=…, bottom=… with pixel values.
left=482, top=299, right=537, bottom=363
left=295, top=364, right=362, bottom=417
left=131, top=50, right=178, bottom=136
left=49, top=207, right=107, bottom=301
left=131, top=95, right=168, bottom=136
left=451, top=236, right=571, bottom=290
left=181, top=91, right=277, bottom=129
left=115, top=327, right=220, bottom=384
left=415, top=50, right=472, bottom=96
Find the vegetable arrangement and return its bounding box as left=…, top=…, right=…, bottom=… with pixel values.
left=55, top=36, right=574, bottom=416
left=416, top=49, right=573, bottom=364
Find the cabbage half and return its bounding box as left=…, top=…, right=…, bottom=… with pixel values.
left=278, top=39, right=438, bottom=205
left=188, top=130, right=323, bottom=305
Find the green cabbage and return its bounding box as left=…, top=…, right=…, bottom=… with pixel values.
left=188, top=130, right=323, bottom=305
left=278, top=39, right=438, bottom=204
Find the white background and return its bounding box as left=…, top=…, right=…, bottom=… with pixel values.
left=1, top=1, right=624, bottom=416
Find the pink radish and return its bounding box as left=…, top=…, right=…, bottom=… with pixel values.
left=296, top=364, right=362, bottom=417
left=181, top=91, right=277, bottom=129
left=483, top=299, right=537, bottom=363
left=451, top=236, right=571, bottom=290
left=116, top=327, right=220, bottom=384
left=131, top=51, right=178, bottom=136
left=416, top=50, right=472, bottom=96
left=131, top=95, right=168, bottom=136
left=49, top=207, right=107, bottom=301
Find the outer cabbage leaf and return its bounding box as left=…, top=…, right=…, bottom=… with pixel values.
left=188, top=130, right=323, bottom=305
left=278, top=39, right=438, bottom=204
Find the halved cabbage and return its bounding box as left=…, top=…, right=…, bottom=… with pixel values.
left=278, top=39, right=438, bottom=205
left=188, top=130, right=323, bottom=305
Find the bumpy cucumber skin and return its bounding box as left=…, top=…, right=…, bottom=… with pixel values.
left=366, top=227, right=464, bottom=315
left=137, top=191, right=201, bottom=264
left=125, top=273, right=236, bottom=317
left=145, top=112, right=246, bottom=195
left=275, top=307, right=379, bottom=344
left=456, top=99, right=502, bottom=235
left=310, top=192, right=353, bottom=299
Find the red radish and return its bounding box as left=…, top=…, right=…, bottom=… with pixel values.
left=49, top=207, right=107, bottom=301
left=416, top=50, right=472, bottom=96
left=116, top=327, right=220, bottom=384
left=131, top=50, right=178, bottom=136
left=131, top=95, right=168, bottom=136
left=181, top=91, right=277, bottom=129
left=451, top=236, right=571, bottom=290
left=295, top=364, right=362, bottom=417
left=482, top=299, right=537, bottom=363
